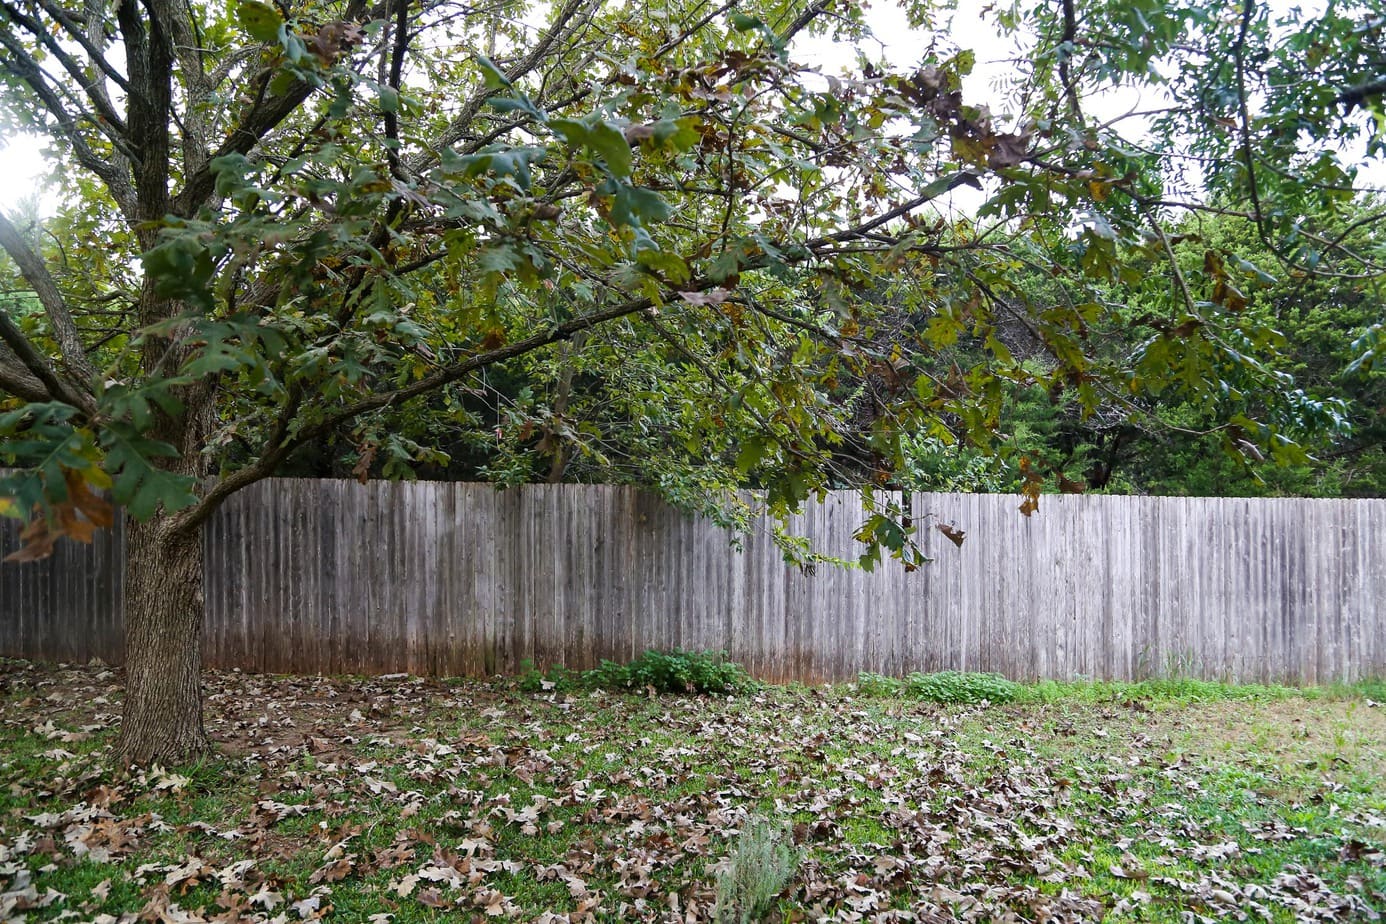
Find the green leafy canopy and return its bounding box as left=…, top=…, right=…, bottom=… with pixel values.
left=0, top=0, right=1381, bottom=563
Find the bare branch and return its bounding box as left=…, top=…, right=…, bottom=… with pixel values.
left=1231, top=1, right=1271, bottom=251
left=1140, top=204, right=1198, bottom=316
left=1057, top=0, right=1084, bottom=125
left=382, top=0, right=411, bottom=182
left=1337, top=76, right=1386, bottom=112
left=27, top=0, right=132, bottom=92
left=804, top=170, right=982, bottom=249
left=777, top=0, right=829, bottom=45
left=206, top=44, right=257, bottom=90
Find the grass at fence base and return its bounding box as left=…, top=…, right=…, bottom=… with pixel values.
left=520, top=650, right=1386, bottom=705
left=1, top=657, right=1383, bottom=922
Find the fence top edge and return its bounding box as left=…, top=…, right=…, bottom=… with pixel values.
left=240, top=479, right=1386, bottom=506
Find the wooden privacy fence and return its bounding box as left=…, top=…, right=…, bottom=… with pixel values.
left=1, top=481, right=1383, bottom=684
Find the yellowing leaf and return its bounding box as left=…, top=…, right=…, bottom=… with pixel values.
left=236, top=0, right=283, bottom=43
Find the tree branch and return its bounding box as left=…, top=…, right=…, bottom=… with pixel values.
left=27, top=0, right=132, bottom=92
left=777, top=0, right=829, bottom=46
left=117, top=0, right=173, bottom=227
left=0, top=29, right=139, bottom=214
left=1058, top=0, right=1084, bottom=125
left=804, top=170, right=982, bottom=249
left=0, top=211, right=100, bottom=391
left=174, top=0, right=376, bottom=215
left=0, top=304, right=93, bottom=410
left=409, top=0, right=594, bottom=170
left=0, top=341, right=51, bottom=402
left=1337, top=77, right=1386, bottom=112
left=1, top=0, right=132, bottom=139
left=382, top=0, right=411, bottom=182
left=648, top=0, right=730, bottom=56
left=166, top=288, right=674, bottom=536
left=1231, top=0, right=1271, bottom=251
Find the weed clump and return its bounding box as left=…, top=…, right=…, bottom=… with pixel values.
left=854, top=672, right=901, bottom=697
left=519, top=650, right=756, bottom=695
left=855, top=670, right=1021, bottom=704
left=713, top=814, right=799, bottom=923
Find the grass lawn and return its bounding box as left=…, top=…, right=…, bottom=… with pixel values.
left=1, top=658, right=1383, bottom=922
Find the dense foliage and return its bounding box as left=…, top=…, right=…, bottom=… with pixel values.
left=2, top=0, right=1382, bottom=538
left=520, top=650, right=756, bottom=695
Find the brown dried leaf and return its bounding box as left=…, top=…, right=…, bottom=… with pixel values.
left=677, top=287, right=733, bottom=306
left=352, top=443, right=377, bottom=485
left=416, top=888, right=449, bottom=908
left=935, top=523, right=966, bottom=548
left=5, top=517, right=57, bottom=562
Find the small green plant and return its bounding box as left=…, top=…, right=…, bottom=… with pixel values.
left=515, top=660, right=581, bottom=693
left=1354, top=679, right=1386, bottom=702
left=584, top=650, right=755, bottom=694
left=713, top=814, right=800, bottom=923
left=902, top=671, right=1021, bottom=704
left=851, top=670, right=1020, bottom=703
left=854, top=672, right=902, bottom=696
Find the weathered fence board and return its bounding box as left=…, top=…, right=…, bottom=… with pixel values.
left=2, top=482, right=1384, bottom=683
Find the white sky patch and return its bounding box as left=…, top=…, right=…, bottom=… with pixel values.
left=0, top=133, right=54, bottom=214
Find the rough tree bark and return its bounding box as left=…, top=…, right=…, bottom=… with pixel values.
left=115, top=516, right=210, bottom=765
left=111, top=367, right=217, bottom=765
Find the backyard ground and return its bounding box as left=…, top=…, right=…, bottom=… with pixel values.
left=0, top=659, right=1383, bottom=923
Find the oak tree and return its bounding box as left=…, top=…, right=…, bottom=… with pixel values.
left=1, top=0, right=1379, bottom=763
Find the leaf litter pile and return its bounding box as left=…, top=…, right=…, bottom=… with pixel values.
left=1, top=660, right=1383, bottom=922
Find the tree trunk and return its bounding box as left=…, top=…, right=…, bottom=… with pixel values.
left=114, top=514, right=210, bottom=766
left=545, top=332, right=585, bottom=483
